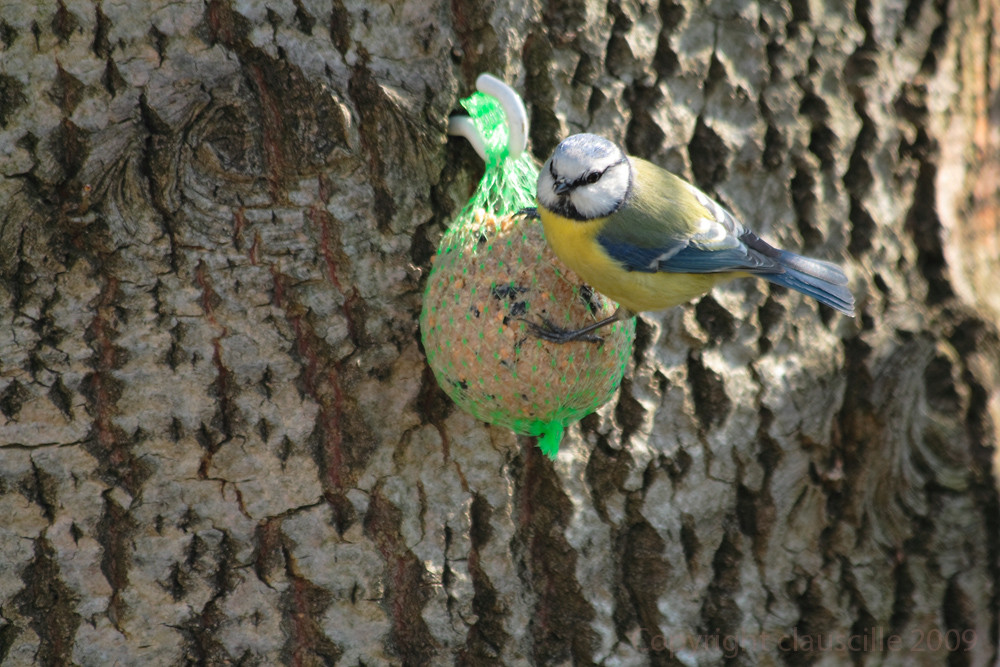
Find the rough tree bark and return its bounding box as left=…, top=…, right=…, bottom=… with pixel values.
left=0, top=0, right=997, bottom=665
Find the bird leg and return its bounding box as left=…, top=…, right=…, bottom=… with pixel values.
left=521, top=307, right=631, bottom=345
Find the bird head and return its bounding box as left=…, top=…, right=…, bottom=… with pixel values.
left=537, top=134, right=631, bottom=221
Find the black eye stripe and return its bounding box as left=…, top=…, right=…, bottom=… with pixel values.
left=552, top=156, right=626, bottom=192
left=571, top=157, right=626, bottom=187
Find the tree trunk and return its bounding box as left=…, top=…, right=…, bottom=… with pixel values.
left=0, top=0, right=997, bottom=665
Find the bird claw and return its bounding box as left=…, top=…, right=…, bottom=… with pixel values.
left=518, top=207, right=540, bottom=220
left=521, top=317, right=604, bottom=344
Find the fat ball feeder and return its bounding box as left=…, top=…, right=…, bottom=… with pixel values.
left=419, top=75, right=636, bottom=458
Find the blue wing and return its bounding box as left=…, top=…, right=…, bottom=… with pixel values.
left=597, top=176, right=780, bottom=275
left=597, top=163, right=855, bottom=315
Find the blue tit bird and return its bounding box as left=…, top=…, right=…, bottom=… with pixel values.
left=531, top=133, right=855, bottom=341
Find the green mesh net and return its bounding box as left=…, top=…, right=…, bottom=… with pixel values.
left=454, top=92, right=538, bottom=214
left=420, top=92, right=635, bottom=458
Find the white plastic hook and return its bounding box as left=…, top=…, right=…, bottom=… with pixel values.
left=475, top=74, right=528, bottom=160
left=447, top=73, right=529, bottom=161
left=447, top=115, right=488, bottom=162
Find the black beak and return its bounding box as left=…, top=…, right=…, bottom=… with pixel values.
left=553, top=180, right=571, bottom=196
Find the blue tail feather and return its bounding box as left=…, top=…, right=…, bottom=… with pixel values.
left=765, top=251, right=855, bottom=316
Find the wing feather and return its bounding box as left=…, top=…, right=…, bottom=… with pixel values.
left=597, top=159, right=777, bottom=275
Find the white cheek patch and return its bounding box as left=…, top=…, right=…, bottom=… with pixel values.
left=568, top=163, right=630, bottom=219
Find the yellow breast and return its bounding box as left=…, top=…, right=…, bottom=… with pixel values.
left=537, top=207, right=729, bottom=312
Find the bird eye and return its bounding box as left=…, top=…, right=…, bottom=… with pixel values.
left=585, top=172, right=601, bottom=184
